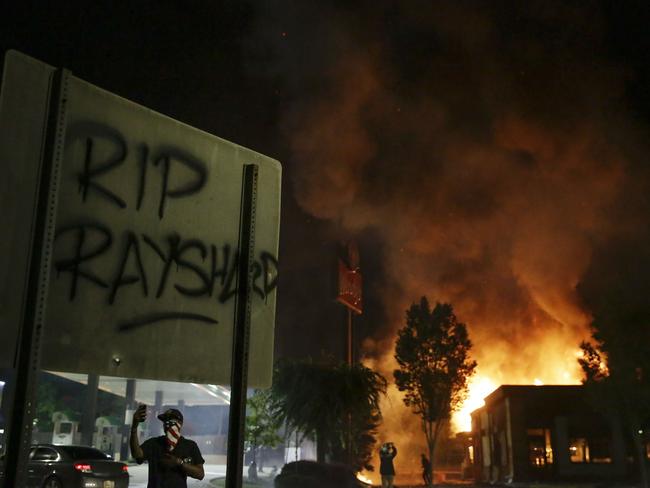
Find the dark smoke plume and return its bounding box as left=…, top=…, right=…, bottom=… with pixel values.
left=247, top=0, right=650, bottom=476
left=250, top=0, right=649, bottom=376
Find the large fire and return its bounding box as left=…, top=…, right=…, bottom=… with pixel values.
left=274, top=1, right=636, bottom=480
left=451, top=347, right=586, bottom=432
left=452, top=376, right=498, bottom=432
left=451, top=361, right=583, bottom=433
left=364, top=340, right=585, bottom=480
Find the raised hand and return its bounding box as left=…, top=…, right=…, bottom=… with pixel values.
left=132, top=404, right=147, bottom=425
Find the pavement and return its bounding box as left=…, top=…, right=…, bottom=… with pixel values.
left=125, top=464, right=644, bottom=488
left=127, top=463, right=226, bottom=487
left=126, top=463, right=277, bottom=487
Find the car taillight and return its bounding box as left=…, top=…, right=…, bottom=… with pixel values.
left=74, top=463, right=92, bottom=473
left=122, top=465, right=129, bottom=473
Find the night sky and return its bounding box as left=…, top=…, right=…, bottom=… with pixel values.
left=2, top=1, right=650, bottom=379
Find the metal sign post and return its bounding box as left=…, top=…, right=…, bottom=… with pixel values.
left=2, top=67, right=69, bottom=488
left=226, top=164, right=258, bottom=488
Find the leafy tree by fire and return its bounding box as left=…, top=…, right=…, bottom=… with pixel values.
left=245, top=389, right=283, bottom=479
left=578, top=238, right=650, bottom=488
left=394, top=298, right=476, bottom=487
left=270, top=359, right=387, bottom=472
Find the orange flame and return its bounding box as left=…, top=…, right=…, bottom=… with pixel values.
left=451, top=348, right=586, bottom=433
left=451, top=376, right=498, bottom=432
left=356, top=471, right=374, bottom=485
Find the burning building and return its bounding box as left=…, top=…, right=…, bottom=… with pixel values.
left=471, top=385, right=631, bottom=483
left=264, top=2, right=650, bottom=482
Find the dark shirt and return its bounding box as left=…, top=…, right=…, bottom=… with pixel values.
left=140, top=436, right=205, bottom=488
left=379, top=447, right=397, bottom=475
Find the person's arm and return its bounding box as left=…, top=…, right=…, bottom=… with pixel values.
left=161, top=441, right=205, bottom=480
left=161, top=454, right=205, bottom=479
left=130, top=405, right=146, bottom=463
left=392, top=445, right=398, bottom=458
left=180, top=460, right=204, bottom=480
left=184, top=441, right=206, bottom=480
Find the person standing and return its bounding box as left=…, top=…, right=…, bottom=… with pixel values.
left=130, top=405, right=205, bottom=487
left=421, top=453, right=432, bottom=486
left=379, top=442, right=397, bottom=488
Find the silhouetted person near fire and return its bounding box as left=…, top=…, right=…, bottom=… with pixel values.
left=379, top=442, right=397, bottom=488
left=130, top=405, right=205, bottom=487
left=421, top=453, right=432, bottom=486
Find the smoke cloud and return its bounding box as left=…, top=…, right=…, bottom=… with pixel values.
left=249, top=0, right=650, bottom=477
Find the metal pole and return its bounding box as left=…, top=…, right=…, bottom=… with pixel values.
left=347, top=308, right=353, bottom=466
left=120, top=379, right=136, bottom=461
left=347, top=308, right=353, bottom=365
left=81, top=373, right=99, bottom=446
left=225, top=164, right=258, bottom=488
left=150, top=390, right=163, bottom=438
left=2, top=68, right=68, bottom=488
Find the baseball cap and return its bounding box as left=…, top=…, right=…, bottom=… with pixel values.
left=157, top=408, right=184, bottom=423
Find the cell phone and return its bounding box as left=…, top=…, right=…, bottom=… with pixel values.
left=136, top=404, right=147, bottom=419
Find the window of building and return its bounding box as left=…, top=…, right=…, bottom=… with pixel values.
left=544, top=428, right=554, bottom=464
left=527, top=428, right=553, bottom=467
left=569, top=436, right=612, bottom=463
left=589, top=437, right=612, bottom=463
left=569, top=437, right=589, bottom=463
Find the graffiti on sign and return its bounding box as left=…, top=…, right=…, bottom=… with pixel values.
left=52, top=121, right=278, bottom=331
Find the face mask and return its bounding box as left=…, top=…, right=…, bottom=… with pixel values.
left=163, top=420, right=181, bottom=451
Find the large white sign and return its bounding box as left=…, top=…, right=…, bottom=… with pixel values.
left=0, top=51, right=281, bottom=387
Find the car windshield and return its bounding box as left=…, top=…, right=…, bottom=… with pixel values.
left=58, top=446, right=112, bottom=460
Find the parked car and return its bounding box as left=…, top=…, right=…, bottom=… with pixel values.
left=1, top=444, right=129, bottom=488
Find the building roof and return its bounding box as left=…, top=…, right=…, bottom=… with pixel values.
left=471, top=384, right=586, bottom=417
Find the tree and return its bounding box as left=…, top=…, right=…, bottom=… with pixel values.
left=271, top=359, right=387, bottom=472
left=394, top=298, right=476, bottom=488
left=578, top=238, right=650, bottom=488
left=245, top=389, right=283, bottom=480
left=579, top=339, right=650, bottom=488
left=34, top=377, right=79, bottom=433
left=35, top=381, right=58, bottom=432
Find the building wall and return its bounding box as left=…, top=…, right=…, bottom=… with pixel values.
left=553, top=415, right=627, bottom=479
left=471, top=386, right=630, bottom=483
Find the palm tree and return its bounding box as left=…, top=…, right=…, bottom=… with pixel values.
left=271, top=359, right=387, bottom=471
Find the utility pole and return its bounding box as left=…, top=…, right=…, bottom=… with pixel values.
left=336, top=241, right=362, bottom=364
left=347, top=308, right=353, bottom=365
left=335, top=241, right=363, bottom=467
